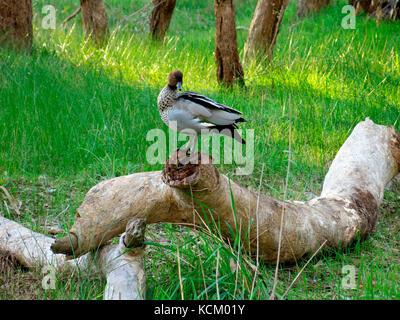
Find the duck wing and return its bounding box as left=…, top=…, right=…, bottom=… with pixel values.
left=178, top=91, right=242, bottom=115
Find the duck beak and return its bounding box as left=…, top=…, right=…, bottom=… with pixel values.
left=177, top=82, right=182, bottom=91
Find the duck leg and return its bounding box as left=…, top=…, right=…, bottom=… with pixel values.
left=189, top=134, right=198, bottom=155
left=179, top=134, right=195, bottom=155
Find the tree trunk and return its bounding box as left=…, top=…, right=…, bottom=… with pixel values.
left=243, top=0, right=289, bottom=63
left=0, top=0, right=32, bottom=49
left=51, top=119, right=400, bottom=264
left=353, top=0, right=378, bottom=13
left=296, top=0, right=331, bottom=17
left=79, top=0, right=108, bottom=44
left=351, top=0, right=400, bottom=20
left=214, top=0, right=244, bottom=86
left=149, top=0, right=176, bottom=41
left=349, top=1, right=364, bottom=14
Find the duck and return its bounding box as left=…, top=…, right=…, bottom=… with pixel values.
left=157, top=70, right=246, bottom=155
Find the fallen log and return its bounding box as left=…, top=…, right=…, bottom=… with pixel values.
left=0, top=216, right=146, bottom=300
left=51, top=118, right=400, bottom=264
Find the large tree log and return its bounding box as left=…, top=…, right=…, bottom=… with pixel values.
left=51, top=119, right=400, bottom=264
left=79, top=0, right=108, bottom=44
left=296, top=0, right=331, bottom=17
left=243, top=0, right=289, bottom=63
left=149, top=0, right=177, bottom=41
left=0, top=216, right=146, bottom=300
left=0, top=0, right=32, bottom=49
left=214, top=0, right=244, bottom=86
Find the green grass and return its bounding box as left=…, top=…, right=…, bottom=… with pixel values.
left=0, top=0, right=399, bottom=299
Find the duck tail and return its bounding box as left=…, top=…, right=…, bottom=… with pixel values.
left=210, top=124, right=246, bottom=144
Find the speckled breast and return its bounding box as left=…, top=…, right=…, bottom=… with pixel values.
left=160, top=109, right=169, bottom=126
left=157, top=86, right=177, bottom=128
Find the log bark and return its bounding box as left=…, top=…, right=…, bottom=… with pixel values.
left=79, top=0, right=108, bottom=44
left=0, top=216, right=146, bottom=300
left=0, top=0, right=32, bottom=49
left=296, top=0, right=331, bottom=17
left=51, top=119, right=400, bottom=264
left=214, top=0, right=244, bottom=86
left=243, top=0, right=289, bottom=63
left=149, top=0, right=177, bottom=41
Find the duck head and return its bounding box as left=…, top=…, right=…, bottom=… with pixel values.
left=168, top=70, right=183, bottom=91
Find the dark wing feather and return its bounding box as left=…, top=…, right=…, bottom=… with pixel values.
left=178, top=91, right=242, bottom=115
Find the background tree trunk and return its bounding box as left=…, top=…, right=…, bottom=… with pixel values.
left=353, top=0, right=378, bottom=13
left=0, top=0, right=32, bottom=49
left=349, top=1, right=364, bottom=14
left=79, top=0, right=108, bottom=44
left=214, top=0, right=244, bottom=86
left=243, top=0, right=289, bottom=63
left=149, top=0, right=177, bottom=41
left=296, top=0, right=331, bottom=17
left=350, top=0, right=400, bottom=20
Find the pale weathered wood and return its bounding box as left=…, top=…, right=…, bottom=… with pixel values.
left=100, top=238, right=146, bottom=300
left=0, top=216, right=146, bottom=300
left=51, top=119, right=400, bottom=264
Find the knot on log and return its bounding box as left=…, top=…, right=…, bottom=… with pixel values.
left=162, top=150, right=220, bottom=192
left=122, top=218, right=147, bottom=249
